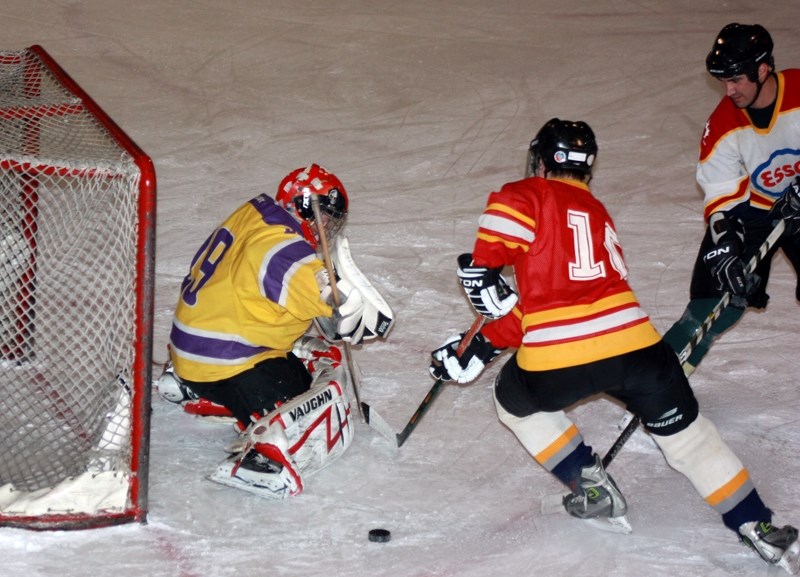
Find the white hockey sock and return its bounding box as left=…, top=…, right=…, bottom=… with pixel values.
left=652, top=413, right=754, bottom=513
left=494, top=392, right=583, bottom=471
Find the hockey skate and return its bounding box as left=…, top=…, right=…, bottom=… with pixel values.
left=209, top=446, right=301, bottom=500
left=562, top=454, right=632, bottom=534
left=739, top=521, right=800, bottom=574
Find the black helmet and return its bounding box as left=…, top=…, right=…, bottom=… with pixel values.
left=529, top=118, right=597, bottom=175
left=706, top=23, right=774, bottom=81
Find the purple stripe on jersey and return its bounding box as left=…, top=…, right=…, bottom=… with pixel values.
left=261, top=240, right=316, bottom=302
left=170, top=323, right=270, bottom=361
left=249, top=194, right=304, bottom=235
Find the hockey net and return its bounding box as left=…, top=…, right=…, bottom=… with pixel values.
left=0, top=45, right=155, bottom=529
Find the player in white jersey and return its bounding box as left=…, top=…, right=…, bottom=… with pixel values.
left=664, top=23, right=800, bottom=373
left=159, top=164, right=393, bottom=499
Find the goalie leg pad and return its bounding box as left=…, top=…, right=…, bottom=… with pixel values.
left=269, top=368, right=353, bottom=477
left=210, top=349, right=352, bottom=499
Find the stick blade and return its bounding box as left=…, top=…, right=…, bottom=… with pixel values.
left=361, top=402, right=399, bottom=447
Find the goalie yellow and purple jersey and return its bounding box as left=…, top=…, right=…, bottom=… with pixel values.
left=170, top=194, right=332, bottom=383
left=474, top=176, right=662, bottom=371
left=698, top=69, right=800, bottom=219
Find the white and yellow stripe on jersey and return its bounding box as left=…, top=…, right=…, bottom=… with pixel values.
left=170, top=194, right=332, bottom=383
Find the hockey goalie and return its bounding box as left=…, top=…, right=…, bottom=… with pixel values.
left=158, top=164, right=393, bottom=499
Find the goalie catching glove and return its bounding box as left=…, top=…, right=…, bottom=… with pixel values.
left=702, top=212, right=758, bottom=299
left=314, top=235, right=394, bottom=344
left=430, top=330, right=504, bottom=384
left=457, top=253, right=518, bottom=319
left=316, top=274, right=367, bottom=343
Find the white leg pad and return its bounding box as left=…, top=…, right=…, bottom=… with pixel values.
left=209, top=341, right=353, bottom=499
left=651, top=413, right=748, bottom=501
left=268, top=367, right=353, bottom=477
left=494, top=393, right=582, bottom=469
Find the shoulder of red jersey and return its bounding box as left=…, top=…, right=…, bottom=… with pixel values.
left=699, top=97, right=748, bottom=161
left=778, top=69, right=800, bottom=110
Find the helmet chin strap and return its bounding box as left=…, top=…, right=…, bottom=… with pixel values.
left=748, top=70, right=776, bottom=109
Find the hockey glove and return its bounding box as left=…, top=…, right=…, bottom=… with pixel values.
left=317, top=275, right=368, bottom=344
left=770, top=176, right=800, bottom=236
left=334, top=278, right=366, bottom=343
left=702, top=212, right=756, bottom=298
left=429, top=331, right=504, bottom=384
left=456, top=253, right=518, bottom=319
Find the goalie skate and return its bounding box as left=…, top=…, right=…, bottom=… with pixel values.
left=209, top=450, right=299, bottom=500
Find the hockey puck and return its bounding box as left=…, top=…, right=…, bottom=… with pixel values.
left=368, top=528, right=391, bottom=543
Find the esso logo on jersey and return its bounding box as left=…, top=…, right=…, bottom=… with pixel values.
left=754, top=149, right=800, bottom=198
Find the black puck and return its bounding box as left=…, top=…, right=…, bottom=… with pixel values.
left=368, top=528, right=391, bottom=542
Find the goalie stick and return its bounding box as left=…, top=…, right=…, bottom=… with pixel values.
left=362, top=315, right=485, bottom=447
left=310, top=195, right=365, bottom=422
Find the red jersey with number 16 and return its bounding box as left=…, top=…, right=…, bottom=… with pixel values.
left=473, top=176, right=661, bottom=371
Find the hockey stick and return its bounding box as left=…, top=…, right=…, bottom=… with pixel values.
left=310, top=195, right=365, bottom=422
left=601, top=217, right=786, bottom=469
left=362, top=315, right=486, bottom=447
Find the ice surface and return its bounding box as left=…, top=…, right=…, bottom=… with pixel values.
left=3, top=1, right=800, bottom=575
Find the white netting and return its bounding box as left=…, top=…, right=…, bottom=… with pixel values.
left=0, top=47, right=146, bottom=517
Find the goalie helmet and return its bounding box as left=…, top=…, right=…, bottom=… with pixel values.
left=277, top=164, right=348, bottom=247
left=529, top=118, right=597, bottom=176
left=706, top=23, right=774, bottom=81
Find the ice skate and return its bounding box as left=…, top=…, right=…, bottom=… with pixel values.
left=562, top=453, right=632, bottom=534
left=739, top=521, right=800, bottom=574
left=208, top=448, right=299, bottom=500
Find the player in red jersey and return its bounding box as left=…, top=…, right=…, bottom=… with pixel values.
left=430, top=118, right=799, bottom=572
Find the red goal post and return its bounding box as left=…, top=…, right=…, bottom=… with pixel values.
left=0, top=45, right=155, bottom=529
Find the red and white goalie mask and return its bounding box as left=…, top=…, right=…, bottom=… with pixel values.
left=276, top=164, right=349, bottom=248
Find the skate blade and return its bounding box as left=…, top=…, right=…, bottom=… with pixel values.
left=207, top=470, right=290, bottom=500
left=583, top=514, right=633, bottom=534
left=778, top=539, right=800, bottom=575
left=540, top=492, right=566, bottom=515
left=207, top=461, right=292, bottom=500
left=539, top=493, right=632, bottom=534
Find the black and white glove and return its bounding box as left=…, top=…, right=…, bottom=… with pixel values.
left=770, top=176, right=800, bottom=236
left=702, top=212, right=755, bottom=297
left=456, top=253, right=518, bottom=319
left=429, top=331, right=504, bottom=384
